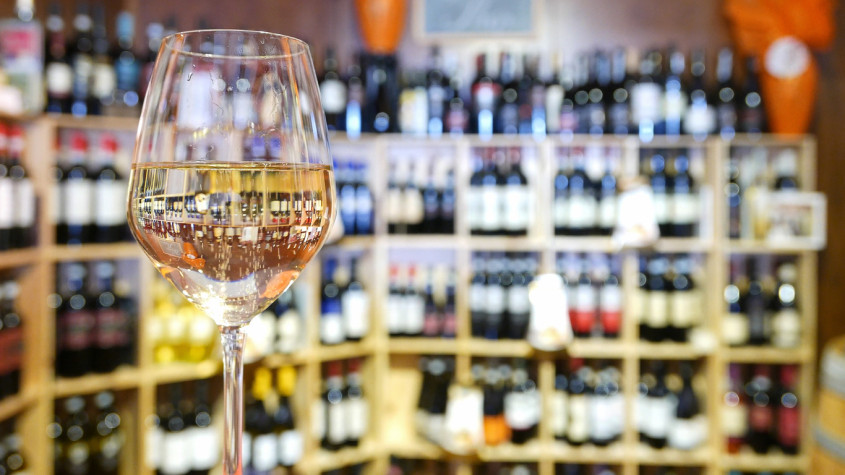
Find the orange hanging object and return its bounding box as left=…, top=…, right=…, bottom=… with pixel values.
left=355, top=0, right=407, bottom=54
left=761, top=38, right=819, bottom=134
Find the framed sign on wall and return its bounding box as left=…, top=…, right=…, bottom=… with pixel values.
left=413, top=0, right=539, bottom=39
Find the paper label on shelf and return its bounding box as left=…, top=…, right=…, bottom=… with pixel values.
left=672, top=193, right=700, bottom=225
left=13, top=178, right=35, bottom=227
left=466, top=187, right=485, bottom=231
left=189, top=426, right=219, bottom=470
left=311, top=400, right=326, bottom=441
left=327, top=401, right=346, bottom=444
left=160, top=431, right=191, bottom=474
left=668, top=415, right=707, bottom=450
left=504, top=390, right=541, bottom=430
left=252, top=433, right=278, bottom=471
left=548, top=391, right=568, bottom=437
left=722, top=312, right=750, bottom=346
left=278, top=430, right=304, bottom=466
left=670, top=290, right=702, bottom=328
left=528, top=274, right=572, bottom=351
left=646, top=291, right=669, bottom=328
left=0, top=178, right=13, bottom=227
left=345, top=397, right=369, bottom=438
left=480, top=186, right=501, bottom=231
left=342, top=290, right=370, bottom=339
left=772, top=309, right=801, bottom=348
left=566, top=395, right=589, bottom=444
left=63, top=180, right=93, bottom=225
left=503, top=185, right=532, bottom=231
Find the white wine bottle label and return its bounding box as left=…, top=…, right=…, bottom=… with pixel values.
left=772, top=309, right=801, bottom=348
left=722, top=402, right=749, bottom=436
left=480, top=185, right=501, bottom=231
left=342, top=290, right=370, bottom=339
left=386, top=187, right=403, bottom=226
left=504, top=185, right=532, bottom=231
left=252, top=433, right=278, bottom=471
left=327, top=401, right=346, bottom=444
left=144, top=426, right=163, bottom=469
left=13, top=178, right=35, bottom=227
left=668, top=415, right=706, bottom=450
left=403, top=294, right=426, bottom=334
left=631, top=82, right=663, bottom=123
left=647, top=291, right=669, bottom=328
left=320, top=313, right=344, bottom=345
left=0, top=178, right=13, bottom=228
left=548, top=391, right=568, bottom=437
left=466, top=187, right=485, bottom=231
left=722, top=312, right=750, bottom=346
left=160, top=431, right=191, bottom=474
left=311, top=400, right=326, bottom=441
left=507, top=285, right=531, bottom=315
left=345, top=397, right=369, bottom=438
left=553, top=195, right=568, bottom=228
left=386, top=294, right=404, bottom=334
left=670, top=289, right=702, bottom=328
left=505, top=391, right=541, bottom=430
left=277, top=311, right=302, bottom=354
left=189, top=426, right=219, bottom=470
left=672, top=193, right=700, bottom=225
left=403, top=189, right=425, bottom=225
left=652, top=192, right=670, bottom=225
left=63, top=180, right=93, bottom=226
left=644, top=396, right=676, bottom=438
left=568, top=194, right=597, bottom=228
left=278, top=430, right=304, bottom=466
left=598, top=195, right=617, bottom=230
left=567, top=395, right=589, bottom=443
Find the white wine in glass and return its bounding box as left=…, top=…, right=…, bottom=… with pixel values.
left=127, top=30, right=335, bottom=474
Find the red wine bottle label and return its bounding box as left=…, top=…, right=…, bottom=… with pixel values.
left=722, top=397, right=749, bottom=436
left=778, top=404, right=801, bottom=447
left=749, top=404, right=774, bottom=431
left=61, top=310, right=95, bottom=350
left=95, top=308, right=131, bottom=348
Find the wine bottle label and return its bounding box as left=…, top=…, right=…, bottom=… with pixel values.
left=598, top=195, right=617, bottom=229
left=63, top=180, right=93, bottom=226
left=242, top=432, right=252, bottom=466
left=549, top=391, right=568, bottom=437
left=575, top=284, right=597, bottom=312
left=46, top=62, right=74, bottom=95
left=278, top=430, right=304, bottom=466
left=722, top=402, right=748, bottom=436
left=504, top=185, right=532, bottom=231
left=546, top=85, right=564, bottom=132
left=320, top=313, right=344, bottom=344
left=568, top=194, right=597, bottom=228
left=723, top=312, right=750, bottom=345
left=480, top=186, right=501, bottom=231
left=505, top=391, right=541, bottom=430
left=386, top=294, right=404, bottom=334
left=607, top=394, right=626, bottom=438
left=588, top=394, right=617, bottom=441
left=91, top=62, right=117, bottom=99
left=403, top=189, right=425, bottom=225
left=342, top=290, right=370, bottom=339
left=277, top=311, right=302, bottom=354
left=327, top=401, right=346, bottom=444
left=684, top=104, right=717, bottom=135
left=311, top=400, right=326, bottom=441
left=189, top=426, right=219, bottom=470
left=188, top=313, right=217, bottom=346
left=252, top=433, right=278, bottom=471
left=663, top=91, right=687, bottom=121
left=635, top=394, right=647, bottom=433
left=567, top=395, right=589, bottom=443
left=160, top=431, right=191, bottom=474
left=652, top=192, right=670, bottom=225
left=629, top=289, right=646, bottom=324
left=13, top=178, right=35, bottom=227
left=145, top=426, right=163, bottom=469
left=67, top=441, right=90, bottom=466
left=507, top=285, right=531, bottom=315
left=668, top=415, right=706, bottom=450
left=672, top=193, right=700, bottom=225
left=466, top=187, right=485, bottom=231
left=320, top=79, right=347, bottom=114
left=553, top=195, right=568, bottom=227
left=778, top=405, right=801, bottom=447
left=61, top=310, right=96, bottom=350
left=470, top=282, right=486, bottom=312
left=346, top=397, right=369, bottom=438
left=51, top=185, right=61, bottom=224
left=95, top=308, right=131, bottom=348
left=233, top=92, right=255, bottom=129
left=644, top=396, right=676, bottom=438
left=631, top=82, right=663, bottom=123
left=403, top=294, right=426, bottom=334
left=485, top=284, right=505, bottom=315
left=749, top=404, right=774, bottom=432
left=647, top=291, right=669, bottom=328
left=670, top=289, right=702, bottom=328
left=0, top=178, right=13, bottom=228
left=773, top=309, right=801, bottom=348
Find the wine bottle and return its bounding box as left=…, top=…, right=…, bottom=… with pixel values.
left=422, top=161, right=440, bottom=234
left=342, top=257, right=370, bottom=342
left=571, top=259, right=597, bottom=338
left=649, top=151, right=672, bottom=237
left=111, top=11, right=141, bottom=113
left=506, top=255, right=531, bottom=340
left=553, top=153, right=570, bottom=235
left=644, top=362, right=674, bottom=449
left=599, top=261, right=622, bottom=339
left=92, top=261, right=132, bottom=373
left=45, top=2, right=73, bottom=114
left=0, top=128, right=12, bottom=251
left=446, top=74, right=469, bottom=135
left=670, top=151, right=698, bottom=238
left=439, top=164, right=456, bottom=234
left=386, top=264, right=404, bottom=337
left=773, top=149, right=799, bottom=190
left=506, top=359, right=539, bottom=444
left=188, top=380, right=218, bottom=475
left=723, top=261, right=749, bottom=347
left=771, top=262, right=800, bottom=348
left=441, top=271, right=457, bottom=338
left=61, top=396, right=93, bottom=475
left=89, top=3, right=115, bottom=116
left=345, top=60, right=364, bottom=137
left=361, top=53, right=398, bottom=133
left=467, top=152, right=486, bottom=236
left=274, top=290, right=301, bottom=354
left=723, top=365, right=748, bottom=454
left=422, top=277, right=441, bottom=338
left=738, top=56, right=766, bottom=134
left=403, top=265, right=426, bottom=337
left=322, top=361, right=346, bottom=451
left=663, top=47, right=687, bottom=137
left=642, top=256, right=670, bottom=342
left=726, top=158, right=742, bottom=239
left=747, top=365, right=774, bottom=454
left=7, top=127, right=34, bottom=249
left=93, top=391, right=123, bottom=475
left=62, top=132, right=94, bottom=245
left=585, top=50, right=609, bottom=136
left=502, top=148, right=531, bottom=236
left=320, top=258, right=344, bottom=345
left=471, top=53, right=500, bottom=136
left=320, top=47, right=347, bottom=131
left=668, top=363, right=704, bottom=450
left=470, top=255, right=488, bottom=338
left=607, top=47, right=631, bottom=135
left=715, top=47, right=738, bottom=139
left=566, top=360, right=589, bottom=446
left=353, top=162, right=374, bottom=235
left=2, top=424, right=28, bottom=474
left=483, top=363, right=510, bottom=446
left=275, top=366, right=303, bottom=468
left=546, top=53, right=564, bottom=135
left=684, top=49, right=716, bottom=138
left=522, top=53, right=547, bottom=136
left=249, top=368, right=277, bottom=474
left=597, top=155, right=617, bottom=236
left=571, top=53, right=590, bottom=134
left=0, top=282, right=22, bottom=398
left=744, top=259, right=770, bottom=346
left=669, top=254, right=701, bottom=342
left=776, top=365, right=801, bottom=455
left=426, top=46, right=449, bottom=137
left=550, top=370, right=569, bottom=441
left=403, top=161, right=425, bottom=235
left=139, top=22, right=164, bottom=102
left=344, top=358, right=368, bottom=447
left=68, top=3, right=94, bottom=117
left=93, top=135, right=128, bottom=243
left=57, top=262, right=95, bottom=378
left=567, top=150, right=597, bottom=236
left=496, top=52, right=521, bottom=135
left=484, top=256, right=506, bottom=340
left=338, top=162, right=356, bottom=235
left=630, top=49, right=663, bottom=142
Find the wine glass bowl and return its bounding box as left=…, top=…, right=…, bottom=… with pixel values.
left=127, top=30, right=335, bottom=475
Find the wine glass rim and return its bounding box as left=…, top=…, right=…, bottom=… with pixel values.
left=162, top=29, right=310, bottom=59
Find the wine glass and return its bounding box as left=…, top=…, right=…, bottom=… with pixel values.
left=127, top=30, right=335, bottom=474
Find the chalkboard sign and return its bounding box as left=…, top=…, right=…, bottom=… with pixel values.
left=419, top=0, right=536, bottom=36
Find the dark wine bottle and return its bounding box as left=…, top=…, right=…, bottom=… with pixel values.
left=747, top=365, right=774, bottom=454
left=715, top=47, right=738, bottom=139
left=738, top=56, right=766, bottom=134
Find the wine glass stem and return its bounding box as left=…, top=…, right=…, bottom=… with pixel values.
left=221, top=325, right=246, bottom=475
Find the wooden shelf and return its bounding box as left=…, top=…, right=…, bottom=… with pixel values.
left=477, top=441, right=546, bottom=461
left=567, top=339, right=629, bottom=359
left=0, top=390, right=36, bottom=422
left=466, top=339, right=535, bottom=357
left=313, top=341, right=375, bottom=362
left=552, top=237, right=616, bottom=253
left=636, top=342, right=710, bottom=360
left=546, top=442, right=627, bottom=463
left=330, top=235, right=377, bottom=249
left=725, top=346, right=812, bottom=363
left=308, top=443, right=380, bottom=472
left=48, top=242, right=142, bottom=261
left=53, top=366, right=142, bottom=397
left=726, top=240, right=820, bottom=254
left=49, top=113, right=140, bottom=132
left=728, top=133, right=812, bottom=147
left=468, top=236, right=547, bottom=252
left=259, top=351, right=310, bottom=367
left=653, top=238, right=712, bottom=253
left=720, top=452, right=809, bottom=472
left=151, top=360, right=222, bottom=385
left=0, top=248, right=39, bottom=269
left=388, top=337, right=459, bottom=355
left=387, top=438, right=448, bottom=460
left=635, top=444, right=711, bottom=466
left=386, top=234, right=461, bottom=249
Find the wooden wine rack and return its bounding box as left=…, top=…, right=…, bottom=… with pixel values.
left=0, top=114, right=819, bottom=475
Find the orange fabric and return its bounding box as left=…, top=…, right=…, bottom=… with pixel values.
left=355, top=0, right=407, bottom=54
left=483, top=415, right=511, bottom=446
left=761, top=57, right=818, bottom=134
left=724, top=0, right=835, bottom=54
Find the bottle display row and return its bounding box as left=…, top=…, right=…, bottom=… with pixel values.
left=635, top=361, right=706, bottom=451
left=321, top=255, right=371, bottom=345
left=634, top=254, right=703, bottom=343
left=0, top=123, right=36, bottom=251
left=0, top=278, right=23, bottom=402
left=555, top=253, right=622, bottom=339
left=316, top=359, right=369, bottom=453
left=0, top=419, right=29, bottom=475
left=466, top=147, right=533, bottom=237
left=51, top=260, right=136, bottom=378
left=146, top=380, right=218, bottom=475
left=244, top=366, right=303, bottom=474
left=387, top=255, right=456, bottom=339
left=469, top=253, right=537, bottom=340
left=51, top=391, right=124, bottom=475
left=722, top=364, right=802, bottom=456
left=387, top=153, right=456, bottom=236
